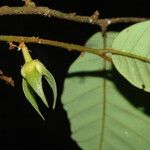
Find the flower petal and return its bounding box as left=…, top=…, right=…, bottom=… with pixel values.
left=25, top=66, right=49, bottom=108
left=44, top=68, right=57, bottom=109
left=22, top=79, right=45, bottom=120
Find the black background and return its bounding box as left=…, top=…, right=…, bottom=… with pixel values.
left=0, top=0, right=150, bottom=150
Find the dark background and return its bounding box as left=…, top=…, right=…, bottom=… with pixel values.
left=0, top=0, right=150, bottom=150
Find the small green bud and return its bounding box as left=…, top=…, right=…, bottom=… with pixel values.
left=21, top=59, right=44, bottom=78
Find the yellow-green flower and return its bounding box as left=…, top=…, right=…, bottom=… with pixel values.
left=20, top=43, right=57, bottom=119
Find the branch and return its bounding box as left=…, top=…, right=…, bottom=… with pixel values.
left=0, top=5, right=148, bottom=28
left=0, top=35, right=109, bottom=60
left=0, top=35, right=150, bottom=63
left=0, top=5, right=149, bottom=63
left=0, top=69, right=15, bottom=86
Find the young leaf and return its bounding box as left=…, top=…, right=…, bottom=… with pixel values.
left=61, top=32, right=150, bottom=150
left=112, top=21, right=150, bottom=92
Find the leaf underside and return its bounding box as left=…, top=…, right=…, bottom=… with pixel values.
left=61, top=32, right=150, bottom=150
left=112, top=21, right=150, bottom=92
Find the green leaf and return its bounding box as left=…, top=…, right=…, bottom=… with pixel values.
left=112, top=21, right=150, bottom=92
left=61, top=32, right=150, bottom=150
left=22, top=79, right=44, bottom=120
